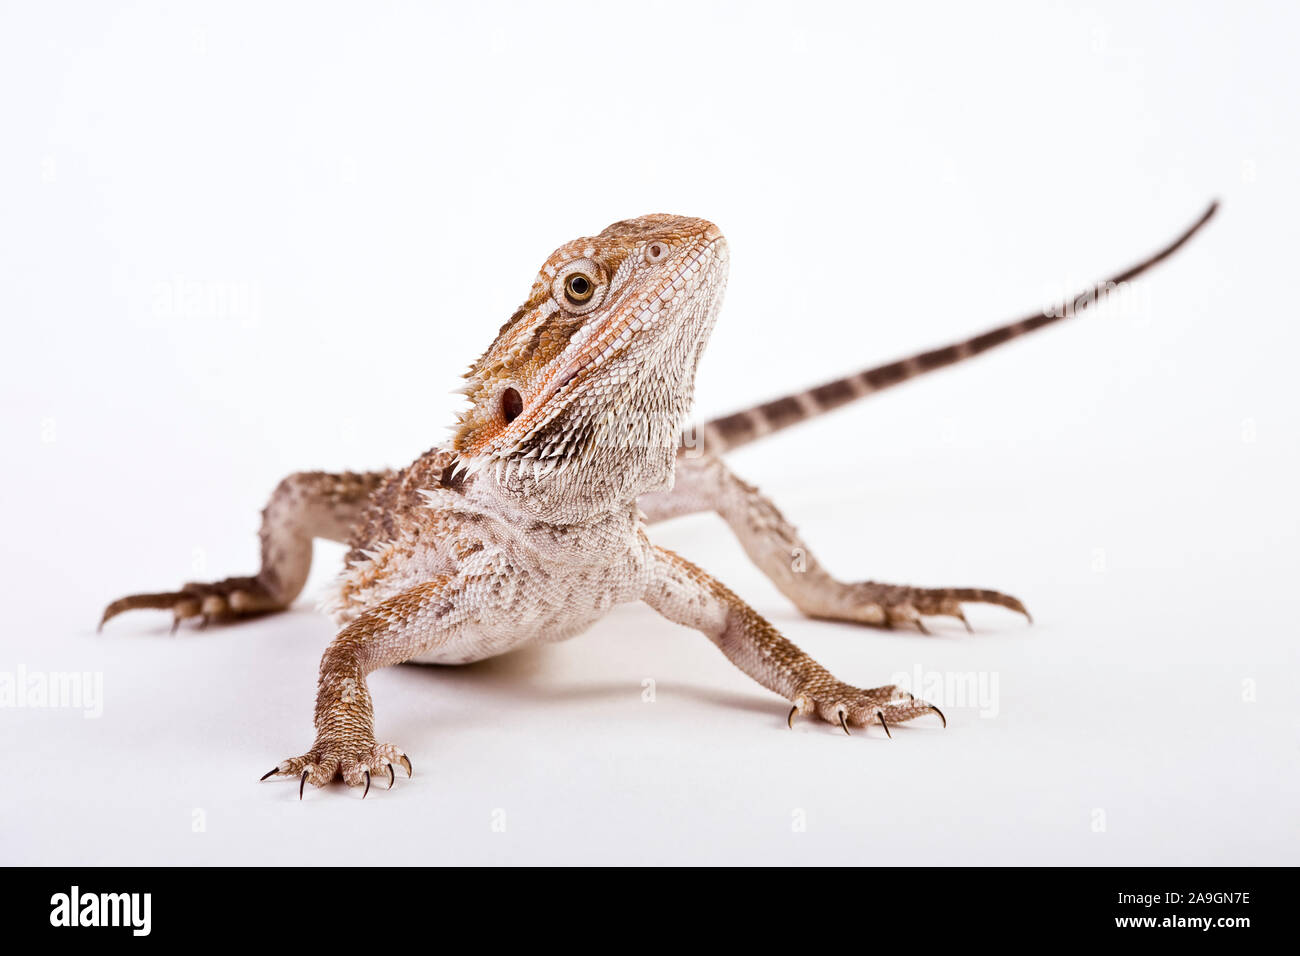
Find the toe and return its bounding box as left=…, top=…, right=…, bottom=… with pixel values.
left=884, top=603, right=928, bottom=633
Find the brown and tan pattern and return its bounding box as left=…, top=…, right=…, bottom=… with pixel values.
left=101, top=204, right=1217, bottom=795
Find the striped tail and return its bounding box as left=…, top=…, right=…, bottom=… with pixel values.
left=690, top=200, right=1219, bottom=457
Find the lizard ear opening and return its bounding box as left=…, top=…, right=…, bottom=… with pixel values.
left=501, top=387, right=524, bottom=424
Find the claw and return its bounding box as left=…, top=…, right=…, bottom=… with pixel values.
left=362, top=770, right=371, bottom=799
left=915, top=617, right=931, bottom=635
left=299, top=769, right=309, bottom=800
left=387, top=764, right=396, bottom=790
left=838, top=711, right=851, bottom=736
left=260, top=767, right=279, bottom=782
left=930, top=705, right=947, bottom=729
left=100, top=591, right=186, bottom=630
left=876, top=712, right=892, bottom=738
left=787, top=704, right=798, bottom=729
left=955, top=609, right=973, bottom=633
left=1002, top=595, right=1033, bottom=624
left=399, top=755, right=413, bottom=778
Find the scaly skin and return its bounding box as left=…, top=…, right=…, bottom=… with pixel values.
left=102, top=205, right=1218, bottom=796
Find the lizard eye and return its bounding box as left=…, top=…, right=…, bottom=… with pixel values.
left=564, top=273, right=594, bottom=304
left=644, top=241, right=669, bottom=263
left=553, top=259, right=605, bottom=314
left=501, top=387, right=523, bottom=424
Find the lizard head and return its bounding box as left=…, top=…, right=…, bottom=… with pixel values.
left=452, top=214, right=729, bottom=521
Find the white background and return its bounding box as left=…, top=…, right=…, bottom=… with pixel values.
left=2, top=1, right=1296, bottom=865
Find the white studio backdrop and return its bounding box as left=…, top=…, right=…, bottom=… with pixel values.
left=1, top=1, right=1296, bottom=864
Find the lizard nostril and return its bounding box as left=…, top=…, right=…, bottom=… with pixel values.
left=645, top=242, right=668, bottom=263
left=501, top=387, right=523, bottom=424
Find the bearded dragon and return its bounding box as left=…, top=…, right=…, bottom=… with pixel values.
left=100, top=203, right=1217, bottom=797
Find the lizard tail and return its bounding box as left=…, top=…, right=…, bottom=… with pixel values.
left=690, top=200, right=1219, bottom=457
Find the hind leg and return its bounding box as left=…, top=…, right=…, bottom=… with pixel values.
left=641, top=455, right=1029, bottom=633
left=101, top=470, right=392, bottom=631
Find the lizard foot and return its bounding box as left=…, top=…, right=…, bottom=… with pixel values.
left=788, top=679, right=945, bottom=735
left=262, top=740, right=413, bottom=798
left=817, top=581, right=1031, bottom=633
left=100, top=576, right=284, bottom=633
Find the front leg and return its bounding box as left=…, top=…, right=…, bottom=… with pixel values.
left=101, top=469, right=393, bottom=631
left=642, top=545, right=944, bottom=734
left=263, top=576, right=459, bottom=797
left=642, top=454, right=1029, bottom=632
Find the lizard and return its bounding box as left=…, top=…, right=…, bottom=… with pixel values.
left=100, top=203, right=1218, bottom=797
